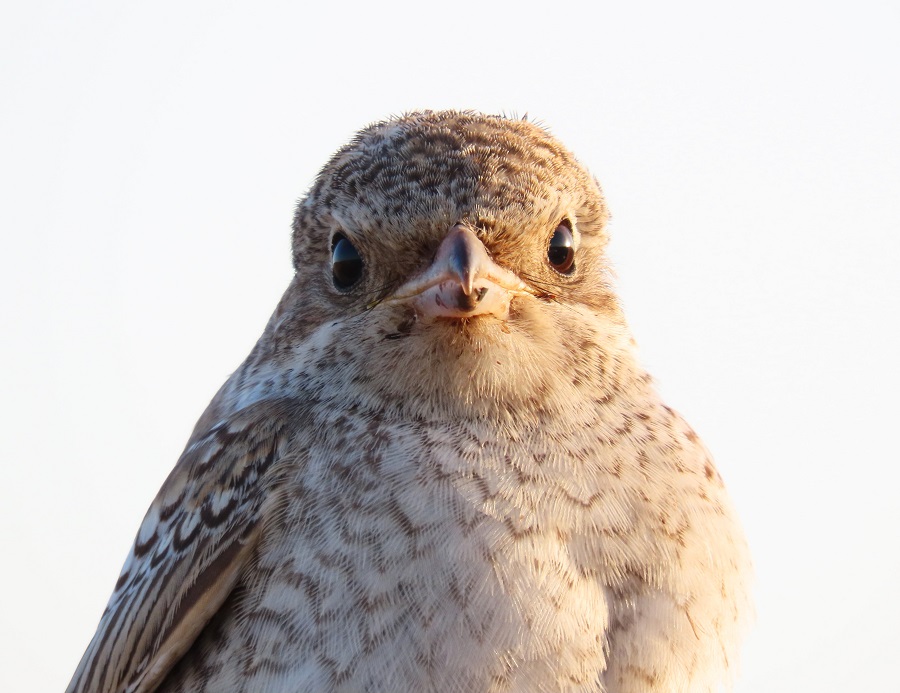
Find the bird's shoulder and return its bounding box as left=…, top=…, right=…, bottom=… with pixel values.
left=66, top=397, right=308, bottom=693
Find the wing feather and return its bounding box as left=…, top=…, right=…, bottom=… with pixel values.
left=66, top=398, right=302, bottom=693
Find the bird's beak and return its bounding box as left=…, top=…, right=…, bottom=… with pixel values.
left=387, top=224, right=532, bottom=320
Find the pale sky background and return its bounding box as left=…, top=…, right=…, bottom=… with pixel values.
left=2, top=1, right=898, bottom=691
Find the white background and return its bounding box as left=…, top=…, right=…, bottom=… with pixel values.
left=2, top=2, right=898, bottom=691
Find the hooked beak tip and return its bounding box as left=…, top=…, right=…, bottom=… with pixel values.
left=446, top=224, right=485, bottom=295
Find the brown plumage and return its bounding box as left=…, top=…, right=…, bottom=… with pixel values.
left=67, top=111, right=751, bottom=693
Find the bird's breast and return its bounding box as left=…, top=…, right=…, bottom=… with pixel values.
left=223, top=415, right=642, bottom=692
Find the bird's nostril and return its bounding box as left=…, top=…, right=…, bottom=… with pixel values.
left=474, top=287, right=488, bottom=303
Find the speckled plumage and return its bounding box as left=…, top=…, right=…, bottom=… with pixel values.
left=67, top=111, right=751, bottom=693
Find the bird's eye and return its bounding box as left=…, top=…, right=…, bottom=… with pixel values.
left=547, top=222, right=575, bottom=274
left=331, top=234, right=363, bottom=289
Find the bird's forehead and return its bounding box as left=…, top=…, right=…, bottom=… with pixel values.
left=299, top=112, right=603, bottom=237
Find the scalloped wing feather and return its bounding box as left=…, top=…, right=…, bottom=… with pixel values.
left=66, top=399, right=302, bottom=693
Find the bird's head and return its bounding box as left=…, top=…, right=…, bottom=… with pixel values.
left=257, top=112, right=638, bottom=424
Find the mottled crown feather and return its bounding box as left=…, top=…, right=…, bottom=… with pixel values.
left=291, top=110, right=609, bottom=271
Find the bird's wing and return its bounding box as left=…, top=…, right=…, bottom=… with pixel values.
left=66, top=398, right=302, bottom=693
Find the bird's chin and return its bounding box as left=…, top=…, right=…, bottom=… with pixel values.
left=383, top=303, right=515, bottom=342
left=348, top=299, right=558, bottom=421
left=430, top=314, right=509, bottom=332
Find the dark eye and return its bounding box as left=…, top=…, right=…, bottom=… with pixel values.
left=331, top=234, right=363, bottom=289
left=547, top=222, right=575, bottom=273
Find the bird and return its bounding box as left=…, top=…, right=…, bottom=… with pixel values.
left=66, top=110, right=751, bottom=693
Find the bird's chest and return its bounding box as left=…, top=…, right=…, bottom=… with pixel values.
left=241, top=420, right=620, bottom=692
